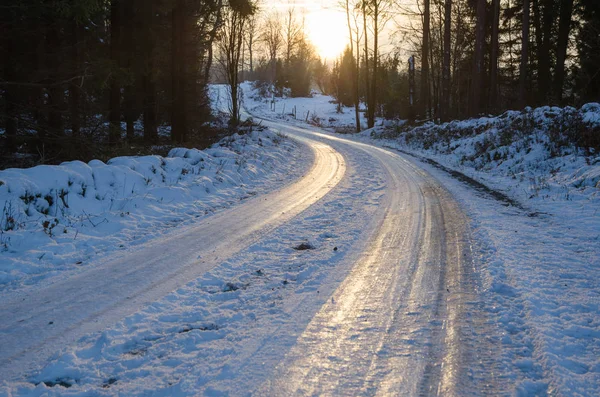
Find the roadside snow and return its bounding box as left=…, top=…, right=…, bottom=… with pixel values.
left=0, top=129, right=309, bottom=291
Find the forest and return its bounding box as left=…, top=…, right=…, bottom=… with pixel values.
left=1, top=0, right=599, bottom=168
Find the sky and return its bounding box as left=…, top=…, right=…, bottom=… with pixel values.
left=261, top=0, right=400, bottom=62
left=262, top=0, right=351, bottom=60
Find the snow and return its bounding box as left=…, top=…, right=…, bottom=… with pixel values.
left=0, top=128, right=307, bottom=291
left=1, top=82, right=599, bottom=395
left=0, top=115, right=387, bottom=396
left=240, top=83, right=600, bottom=394
left=239, top=82, right=369, bottom=131
left=22, top=171, right=383, bottom=394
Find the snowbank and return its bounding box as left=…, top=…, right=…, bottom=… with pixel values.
left=369, top=104, right=600, bottom=206
left=0, top=129, right=307, bottom=290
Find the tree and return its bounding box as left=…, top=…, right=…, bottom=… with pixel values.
left=421, top=0, right=431, bottom=119
left=520, top=0, right=531, bottom=108
left=441, top=0, right=452, bottom=121
left=260, top=12, right=283, bottom=96
left=283, top=6, right=303, bottom=65
left=362, top=0, right=371, bottom=126
left=533, top=0, right=554, bottom=104
left=246, top=13, right=259, bottom=74
left=576, top=0, right=600, bottom=102
left=287, top=33, right=316, bottom=97
left=554, top=0, right=574, bottom=103
left=362, top=0, right=394, bottom=127
left=313, top=58, right=331, bottom=94
left=489, top=0, right=501, bottom=112
left=342, top=0, right=362, bottom=132
left=218, top=0, right=257, bottom=125
left=470, top=0, right=486, bottom=116
left=332, top=48, right=356, bottom=107
left=109, top=0, right=123, bottom=146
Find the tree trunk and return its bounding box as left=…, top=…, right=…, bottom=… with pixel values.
left=554, top=0, right=574, bottom=104
left=441, top=0, right=452, bottom=121
left=346, top=0, right=361, bottom=132
left=46, top=18, right=64, bottom=145
left=69, top=20, right=82, bottom=137
left=142, top=0, right=157, bottom=143
left=248, top=34, right=254, bottom=73
left=3, top=24, right=17, bottom=152
left=143, top=74, right=158, bottom=144
left=520, top=0, right=531, bottom=108
left=540, top=0, right=553, bottom=102
left=355, top=22, right=361, bottom=131
left=368, top=1, right=379, bottom=128
left=362, top=1, right=371, bottom=128
left=408, top=55, right=416, bottom=121
left=123, top=1, right=135, bottom=142
left=109, top=0, right=122, bottom=146
left=470, top=0, right=486, bottom=116
left=171, top=0, right=185, bottom=143
left=489, top=0, right=500, bottom=112
left=34, top=23, right=46, bottom=138
left=204, top=0, right=223, bottom=84
left=533, top=0, right=553, bottom=104
left=421, top=0, right=430, bottom=119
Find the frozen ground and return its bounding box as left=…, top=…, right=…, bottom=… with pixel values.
left=242, top=83, right=600, bottom=395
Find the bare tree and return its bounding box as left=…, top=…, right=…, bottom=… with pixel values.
left=342, top=0, right=362, bottom=132
left=361, top=0, right=394, bottom=127
left=362, top=1, right=371, bottom=126
left=283, top=6, right=303, bottom=65
left=421, top=0, right=430, bottom=119
left=217, top=0, right=256, bottom=125
left=246, top=13, right=259, bottom=74
left=260, top=12, right=283, bottom=96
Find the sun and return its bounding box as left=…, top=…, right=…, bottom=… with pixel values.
left=305, top=9, right=349, bottom=61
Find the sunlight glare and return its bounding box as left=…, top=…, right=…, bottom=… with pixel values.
left=305, top=9, right=348, bottom=61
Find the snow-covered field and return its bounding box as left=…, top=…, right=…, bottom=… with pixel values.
left=0, top=128, right=307, bottom=291
left=242, top=83, right=600, bottom=394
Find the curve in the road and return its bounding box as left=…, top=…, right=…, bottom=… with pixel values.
left=0, top=138, right=345, bottom=382
left=255, top=122, right=500, bottom=396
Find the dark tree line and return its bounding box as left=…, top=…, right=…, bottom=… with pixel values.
left=417, top=0, right=600, bottom=121
left=1, top=0, right=225, bottom=167
left=328, top=0, right=600, bottom=127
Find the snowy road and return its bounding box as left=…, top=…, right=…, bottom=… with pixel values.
left=1, top=118, right=498, bottom=395
left=253, top=123, right=498, bottom=395
left=0, top=136, right=345, bottom=381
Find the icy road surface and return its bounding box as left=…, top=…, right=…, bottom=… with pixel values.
left=0, top=137, right=345, bottom=381
left=1, top=119, right=501, bottom=395
left=253, top=123, right=500, bottom=395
